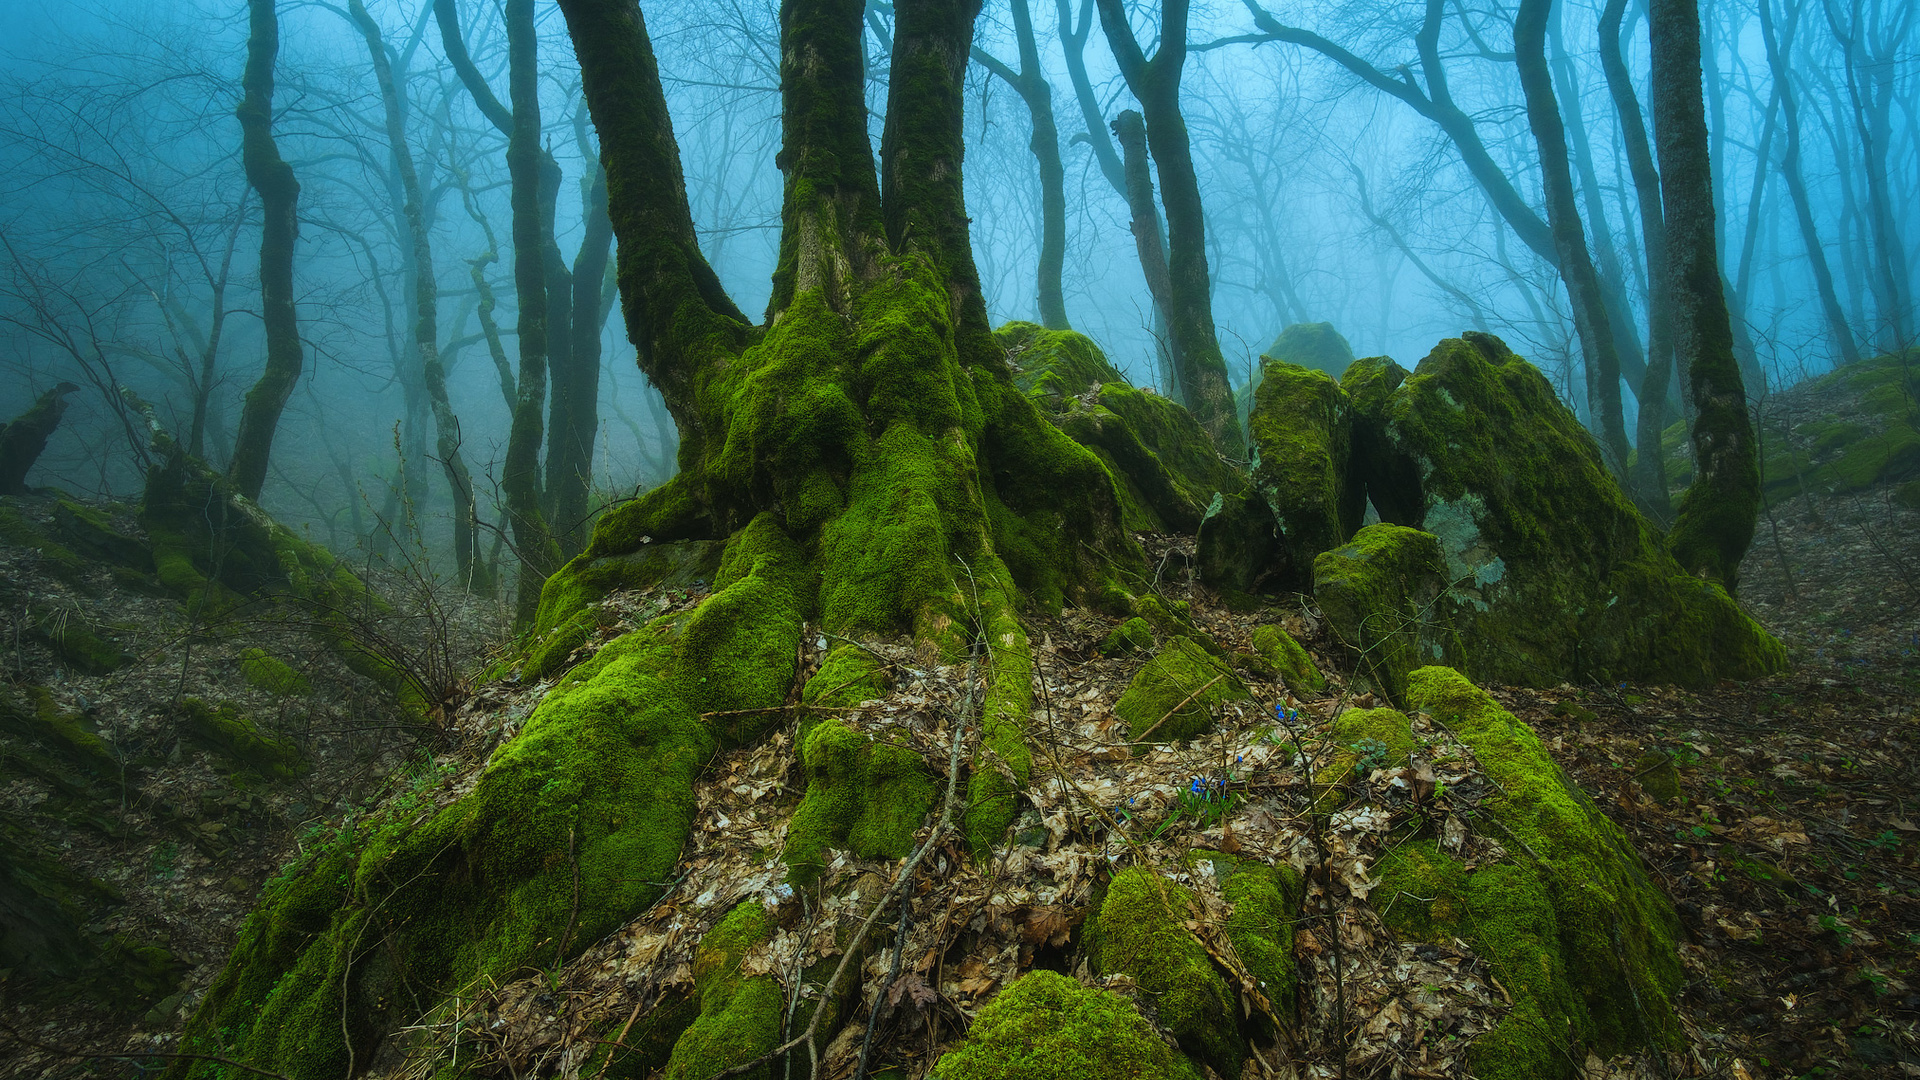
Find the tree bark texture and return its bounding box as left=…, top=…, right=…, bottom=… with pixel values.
left=1095, top=0, right=1244, bottom=457
left=227, top=0, right=304, bottom=504
left=1652, top=0, right=1759, bottom=588
left=1516, top=0, right=1631, bottom=476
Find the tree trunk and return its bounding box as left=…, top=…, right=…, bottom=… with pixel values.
left=1759, top=0, right=1859, bottom=366
left=1516, top=0, right=1632, bottom=476
left=348, top=0, right=483, bottom=590
left=227, top=0, right=303, bottom=504
left=1095, top=0, right=1244, bottom=457
left=547, top=154, right=614, bottom=557
left=1600, top=0, right=1677, bottom=514
left=0, top=383, right=78, bottom=495
left=1112, top=110, right=1182, bottom=398
left=1652, top=0, right=1759, bottom=588
left=971, top=0, right=1069, bottom=330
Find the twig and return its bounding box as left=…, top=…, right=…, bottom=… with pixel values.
left=0, top=1016, right=294, bottom=1080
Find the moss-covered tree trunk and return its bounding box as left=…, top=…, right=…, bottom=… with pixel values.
left=1093, top=0, right=1244, bottom=458
left=1515, top=0, right=1631, bottom=477
left=227, top=0, right=303, bottom=504
left=0, top=383, right=77, bottom=495
left=1650, top=0, right=1759, bottom=587
left=166, top=3, right=1141, bottom=1077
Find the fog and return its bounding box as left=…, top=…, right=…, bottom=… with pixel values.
left=3, top=0, right=1913, bottom=572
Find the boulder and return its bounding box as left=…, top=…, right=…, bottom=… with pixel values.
left=1200, top=361, right=1363, bottom=594
left=1265, top=321, right=1355, bottom=377
left=999, top=322, right=1235, bottom=534
left=1324, top=333, right=1783, bottom=691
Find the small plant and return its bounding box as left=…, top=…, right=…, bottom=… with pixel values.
left=1351, top=737, right=1391, bottom=777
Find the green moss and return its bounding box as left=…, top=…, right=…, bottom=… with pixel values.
left=1101, top=616, right=1155, bottom=656
left=13, top=686, right=119, bottom=774
left=1112, top=637, right=1248, bottom=745
left=664, top=902, right=782, bottom=1080
left=52, top=498, right=151, bottom=570
left=929, top=969, right=1202, bottom=1080
left=28, top=602, right=130, bottom=673
left=1094, top=867, right=1244, bottom=1075
left=1336, top=335, right=1782, bottom=688
left=240, top=648, right=311, bottom=697
left=966, top=562, right=1035, bottom=857
left=178, top=698, right=306, bottom=779
left=1373, top=666, right=1685, bottom=1075
left=1249, top=625, right=1325, bottom=692
left=801, top=643, right=893, bottom=708
left=0, top=503, right=95, bottom=589
left=1311, top=525, right=1452, bottom=704
left=1188, top=851, right=1303, bottom=1018
left=587, top=989, right=701, bottom=1080
left=1222, top=361, right=1362, bottom=591
left=1265, top=322, right=1355, bottom=379
left=1633, top=750, right=1681, bottom=803
left=998, top=321, right=1127, bottom=401
left=785, top=718, right=935, bottom=884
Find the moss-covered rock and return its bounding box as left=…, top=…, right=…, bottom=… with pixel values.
left=1249, top=624, right=1324, bottom=693
left=241, top=648, right=311, bottom=697
left=1112, top=636, right=1248, bottom=745
left=1203, top=361, right=1363, bottom=595
left=1000, top=322, right=1235, bottom=534
left=1188, top=851, right=1303, bottom=1017
left=1337, top=333, right=1783, bottom=689
left=1370, top=667, right=1684, bottom=1079
left=1312, top=525, right=1452, bottom=703
left=785, top=718, right=936, bottom=884
left=663, top=901, right=783, bottom=1080
left=929, top=969, right=1202, bottom=1080
left=1265, top=322, right=1355, bottom=379
left=178, top=699, right=307, bottom=779
left=27, top=602, right=130, bottom=673
left=0, top=825, right=178, bottom=1009
left=1093, top=867, right=1244, bottom=1076
left=801, top=643, right=893, bottom=707
left=1101, top=616, right=1155, bottom=656
left=52, top=498, right=151, bottom=570
left=0, top=500, right=96, bottom=589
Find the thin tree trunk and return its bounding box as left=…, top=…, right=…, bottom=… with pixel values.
left=1600, top=0, right=1676, bottom=514
left=1760, top=0, right=1859, bottom=365
left=503, top=0, right=558, bottom=621
left=1517, top=0, right=1631, bottom=475
left=971, top=0, right=1069, bottom=329
left=1652, top=0, right=1759, bottom=587
left=548, top=127, right=614, bottom=557
left=348, top=0, right=483, bottom=589
left=1094, top=0, right=1244, bottom=456
left=228, top=0, right=303, bottom=504
left=1112, top=110, right=1181, bottom=399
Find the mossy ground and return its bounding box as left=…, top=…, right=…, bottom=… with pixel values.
left=1111, top=635, right=1249, bottom=745
left=1093, top=867, right=1245, bottom=1076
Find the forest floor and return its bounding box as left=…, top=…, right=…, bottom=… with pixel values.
left=1, top=403, right=1917, bottom=1079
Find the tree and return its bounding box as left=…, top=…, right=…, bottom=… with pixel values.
left=1599, top=0, right=1679, bottom=515
left=1094, top=0, right=1244, bottom=456
left=1652, top=0, right=1759, bottom=587
left=227, top=0, right=304, bottom=504
left=1515, top=0, right=1630, bottom=475
left=971, top=0, right=1070, bottom=330
left=347, top=0, right=486, bottom=590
